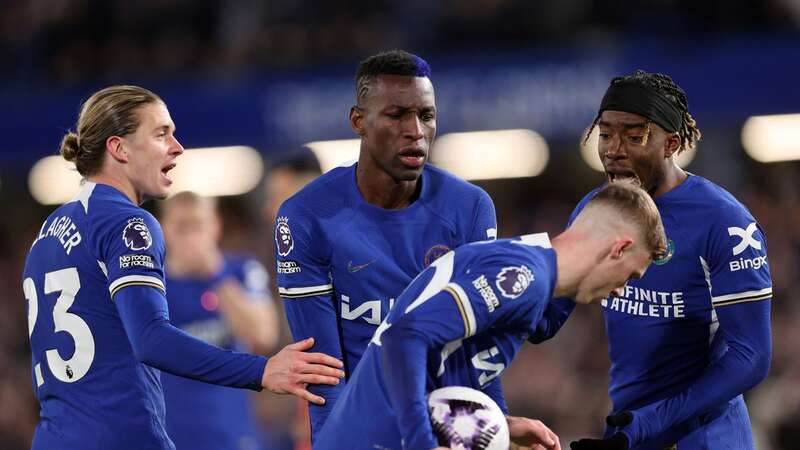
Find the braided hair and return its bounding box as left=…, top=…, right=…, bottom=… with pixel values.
left=585, top=70, right=702, bottom=153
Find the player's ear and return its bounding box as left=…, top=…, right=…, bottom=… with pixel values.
left=350, top=106, right=366, bottom=136
left=664, top=132, right=681, bottom=158
left=610, top=238, right=633, bottom=259
left=106, top=135, right=128, bottom=163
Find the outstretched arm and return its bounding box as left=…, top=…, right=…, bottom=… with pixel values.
left=115, top=285, right=343, bottom=400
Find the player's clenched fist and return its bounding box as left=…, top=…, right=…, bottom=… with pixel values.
left=262, top=337, right=345, bottom=405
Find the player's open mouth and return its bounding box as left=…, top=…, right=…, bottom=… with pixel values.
left=161, top=163, right=176, bottom=182
left=398, top=148, right=426, bottom=168
left=606, top=170, right=641, bottom=187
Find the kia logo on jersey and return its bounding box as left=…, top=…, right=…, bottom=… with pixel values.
left=275, top=217, right=294, bottom=257
left=123, top=217, right=153, bottom=251
left=728, top=222, right=761, bottom=256
left=495, top=265, right=533, bottom=299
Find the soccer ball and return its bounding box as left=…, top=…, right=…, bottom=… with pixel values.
left=427, top=386, right=510, bottom=450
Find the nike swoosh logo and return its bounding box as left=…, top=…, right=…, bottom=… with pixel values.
left=347, top=260, right=374, bottom=273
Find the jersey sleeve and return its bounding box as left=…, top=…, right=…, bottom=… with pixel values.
left=91, top=210, right=267, bottom=390
left=115, top=285, right=267, bottom=390
left=448, top=262, right=548, bottom=340
left=94, top=210, right=166, bottom=299
left=379, top=287, right=473, bottom=450
left=468, top=189, right=498, bottom=242
left=617, top=300, right=771, bottom=447
left=703, top=207, right=772, bottom=307
left=274, top=201, right=342, bottom=440
left=393, top=248, right=552, bottom=345
left=274, top=202, right=332, bottom=300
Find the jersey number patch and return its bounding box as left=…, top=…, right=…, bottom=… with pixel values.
left=24, top=267, right=96, bottom=385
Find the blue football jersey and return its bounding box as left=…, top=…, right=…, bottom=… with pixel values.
left=161, top=255, right=269, bottom=450
left=315, top=234, right=557, bottom=450
left=275, top=163, right=497, bottom=436
left=23, top=182, right=173, bottom=450
left=570, top=174, right=772, bottom=448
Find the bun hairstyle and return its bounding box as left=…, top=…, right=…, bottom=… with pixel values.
left=59, top=85, right=162, bottom=177
left=59, top=131, right=81, bottom=162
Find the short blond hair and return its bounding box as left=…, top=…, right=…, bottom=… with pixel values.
left=585, top=182, right=667, bottom=260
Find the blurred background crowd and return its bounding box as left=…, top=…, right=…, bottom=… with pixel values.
left=1, top=0, right=799, bottom=449
left=3, top=0, right=800, bottom=84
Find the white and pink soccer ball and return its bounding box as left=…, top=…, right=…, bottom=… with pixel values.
left=428, top=386, right=510, bottom=450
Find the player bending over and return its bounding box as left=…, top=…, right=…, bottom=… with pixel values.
left=315, top=182, right=666, bottom=450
